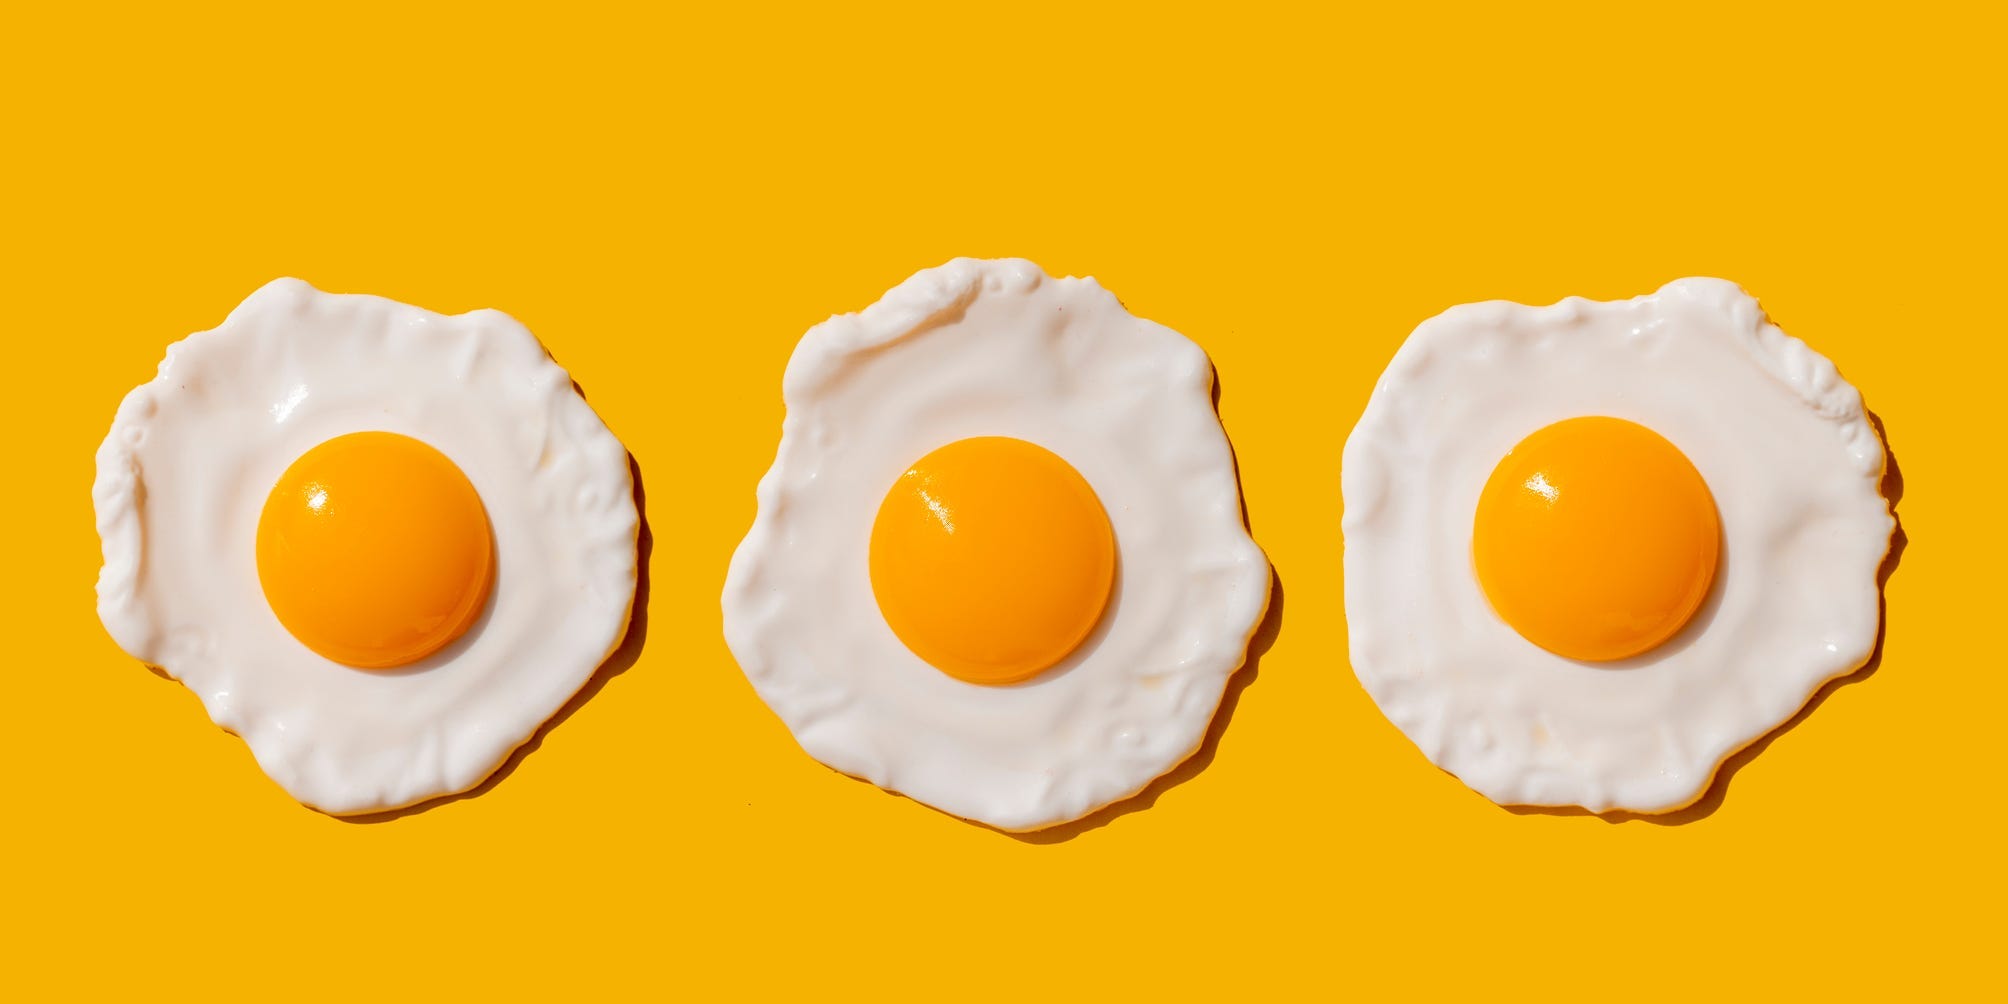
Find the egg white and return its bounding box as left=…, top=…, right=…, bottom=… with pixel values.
left=722, top=258, right=1271, bottom=831
left=1342, top=278, right=1893, bottom=813
left=94, top=279, right=638, bottom=814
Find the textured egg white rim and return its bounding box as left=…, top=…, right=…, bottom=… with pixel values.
left=93, top=279, right=640, bottom=815
left=721, top=257, right=1272, bottom=832
left=973, top=589, right=1275, bottom=833
left=308, top=561, right=640, bottom=816
left=1340, top=277, right=1894, bottom=814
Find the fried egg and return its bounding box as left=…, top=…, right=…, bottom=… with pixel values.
left=1342, top=278, right=1893, bottom=813
left=722, top=258, right=1271, bottom=832
left=94, top=279, right=639, bottom=814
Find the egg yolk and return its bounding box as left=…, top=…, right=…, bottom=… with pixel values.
left=256, top=431, right=494, bottom=669
left=868, top=437, right=1116, bottom=686
left=1472, top=416, right=1720, bottom=662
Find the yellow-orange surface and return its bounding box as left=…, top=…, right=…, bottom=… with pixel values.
left=3, top=3, right=1997, bottom=999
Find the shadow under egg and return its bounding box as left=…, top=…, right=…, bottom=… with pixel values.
left=1000, top=355, right=1278, bottom=842
left=1003, top=566, right=1283, bottom=844
left=334, top=451, right=653, bottom=823
left=1504, top=407, right=1906, bottom=825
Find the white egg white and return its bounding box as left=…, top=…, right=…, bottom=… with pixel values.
left=722, top=258, right=1271, bottom=832
left=1342, top=278, right=1893, bottom=813
left=94, top=279, right=638, bottom=814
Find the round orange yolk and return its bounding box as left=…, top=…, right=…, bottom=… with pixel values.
left=1472, top=416, right=1720, bottom=662
left=868, top=437, right=1116, bottom=686
left=256, top=431, right=494, bottom=669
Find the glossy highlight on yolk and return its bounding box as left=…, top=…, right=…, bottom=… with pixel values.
left=256, top=431, right=494, bottom=669
left=1472, top=416, right=1720, bottom=662
left=869, top=437, right=1116, bottom=686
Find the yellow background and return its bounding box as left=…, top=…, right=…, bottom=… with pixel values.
left=4, top=2, right=1999, bottom=998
